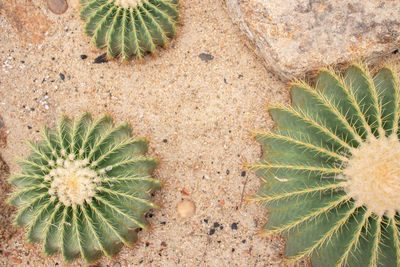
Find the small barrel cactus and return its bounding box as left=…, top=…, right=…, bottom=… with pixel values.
left=250, top=63, right=400, bottom=266
left=79, top=0, right=179, bottom=60
left=8, top=112, right=161, bottom=263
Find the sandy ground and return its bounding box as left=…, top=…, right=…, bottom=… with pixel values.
left=0, top=0, right=307, bottom=266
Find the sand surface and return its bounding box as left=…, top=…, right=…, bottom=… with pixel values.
left=0, top=0, right=305, bottom=266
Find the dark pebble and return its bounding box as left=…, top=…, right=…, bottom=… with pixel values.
left=220, top=226, right=223, bottom=230
left=51, top=57, right=55, bottom=60
left=27, top=126, right=32, bottom=129
left=209, top=228, right=215, bottom=235
left=163, top=139, right=168, bottom=143
left=161, top=241, right=167, bottom=247
left=232, top=248, right=235, bottom=252
left=203, top=219, right=209, bottom=223
left=241, top=171, right=246, bottom=177
left=80, top=54, right=88, bottom=59
left=199, top=53, right=214, bottom=62
left=226, top=170, right=230, bottom=175
left=213, top=222, right=220, bottom=228
left=238, top=74, right=243, bottom=78
left=224, top=78, right=227, bottom=84
left=20, top=60, right=25, bottom=64
left=242, top=239, right=246, bottom=243
left=94, top=53, right=108, bottom=64
left=231, top=223, right=238, bottom=230
left=59, top=73, right=65, bottom=81
left=394, top=49, right=399, bottom=54
left=145, top=242, right=150, bottom=247
left=160, top=221, right=166, bottom=225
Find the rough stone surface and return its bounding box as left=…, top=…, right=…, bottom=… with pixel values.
left=226, top=0, right=400, bottom=80
left=1, top=0, right=50, bottom=44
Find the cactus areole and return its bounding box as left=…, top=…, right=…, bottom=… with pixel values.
left=79, top=0, right=179, bottom=60
left=8, top=112, right=161, bottom=263
left=251, top=64, right=400, bottom=266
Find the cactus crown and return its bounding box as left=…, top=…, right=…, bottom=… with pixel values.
left=8, top=112, right=161, bottom=263
left=79, top=0, right=179, bottom=60
left=250, top=64, right=400, bottom=266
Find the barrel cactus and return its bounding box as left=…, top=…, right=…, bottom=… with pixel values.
left=250, top=63, right=400, bottom=266
left=8, top=112, right=161, bottom=263
left=79, top=0, right=179, bottom=60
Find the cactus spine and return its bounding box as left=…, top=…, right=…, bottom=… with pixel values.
left=250, top=64, right=400, bottom=266
left=8, top=112, right=161, bottom=263
left=79, top=0, right=179, bottom=60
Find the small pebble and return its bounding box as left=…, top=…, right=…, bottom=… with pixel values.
left=80, top=54, right=88, bottom=60
left=177, top=199, right=196, bottom=218
left=10, top=257, right=22, bottom=264
left=209, top=228, right=215, bottom=235
left=231, top=223, right=238, bottom=230
left=241, top=171, right=246, bottom=177
left=163, top=138, right=168, bottom=143
left=199, top=53, right=214, bottom=62
left=94, top=53, right=108, bottom=64
left=59, top=73, right=65, bottom=81
left=47, top=0, right=68, bottom=14
left=213, top=222, right=220, bottom=228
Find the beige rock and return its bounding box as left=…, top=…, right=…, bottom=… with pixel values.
left=47, top=0, right=68, bottom=15
left=177, top=199, right=196, bottom=218
left=226, top=0, right=400, bottom=80
left=68, top=0, right=80, bottom=9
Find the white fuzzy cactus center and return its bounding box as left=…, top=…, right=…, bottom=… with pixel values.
left=343, top=134, right=400, bottom=217
left=113, top=0, right=141, bottom=8
left=47, top=158, right=100, bottom=207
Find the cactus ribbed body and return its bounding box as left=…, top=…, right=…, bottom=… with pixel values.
left=79, top=0, right=179, bottom=60
left=250, top=64, right=400, bottom=266
left=8, top=112, right=161, bottom=263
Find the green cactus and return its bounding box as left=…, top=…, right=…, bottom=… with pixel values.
left=7, top=112, right=161, bottom=263
left=250, top=63, right=400, bottom=266
left=79, top=0, right=179, bottom=60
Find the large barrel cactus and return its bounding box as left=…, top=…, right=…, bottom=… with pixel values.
left=79, top=0, right=179, bottom=60
left=250, top=63, right=400, bottom=266
left=8, top=112, right=161, bottom=263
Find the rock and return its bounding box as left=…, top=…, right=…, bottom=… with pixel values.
left=226, top=0, right=400, bottom=80
left=177, top=199, right=196, bottom=218
left=68, top=0, right=80, bottom=9
left=2, top=1, right=50, bottom=44
left=47, top=0, right=68, bottom=15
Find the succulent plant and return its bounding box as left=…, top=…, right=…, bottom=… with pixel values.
left=250, top=63, right=400, bottom=266
left=79, top=0, right=179, bottom=60
left=7, top=112, right=161, bottom=263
